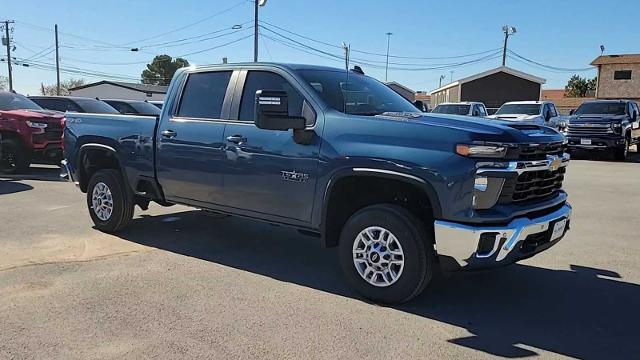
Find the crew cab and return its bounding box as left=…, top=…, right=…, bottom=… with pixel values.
left=101, top=99, right=161, bottom=116
left=29, top=96, right=119, bottom=114
left=564, top=100, right=640, bottom=160
left=62, top=63, right=572, bottom=304
left=0, top=91, right=64, bottom=173
left=431, top=102, right=488, bottom=117
left=489, top=101, right=563, bottom=129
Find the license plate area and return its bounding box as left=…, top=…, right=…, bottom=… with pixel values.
left=550, top=218, right=567, bottom=241
left=520, top=217, right=568, bottom=254
left=580, top=138, right=592, bottom=145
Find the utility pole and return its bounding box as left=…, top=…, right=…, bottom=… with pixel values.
left=439, top=74, right=446, bottom=87
left=449, top=71, right=453, bottom=83
left=55, top=24, right=60, bottom=95
left=2, top=20, right=14, bottom=91
left=501, top=25, right=516, bottom=66
left=253, top=0, right=267, bottom=62
left=384, top=32, right=392, bottom=82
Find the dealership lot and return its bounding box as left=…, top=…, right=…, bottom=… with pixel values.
left=1, top=155, right=639, bottom=359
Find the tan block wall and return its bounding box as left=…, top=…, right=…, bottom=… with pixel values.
left=597, top=63, right=640, bottom=99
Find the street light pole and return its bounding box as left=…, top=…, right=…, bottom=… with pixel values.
left=253, top=0, right=267, bottom=62
left=3, top=20, right=14, bottom=91
left=385, top=32, right=392, bottom=81
left=501, top=25, right=517, bottom=66
left=55, top=24, right=60, bottom=95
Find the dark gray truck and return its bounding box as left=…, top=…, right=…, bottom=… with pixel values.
left=61, top=63, right=572, bottom=303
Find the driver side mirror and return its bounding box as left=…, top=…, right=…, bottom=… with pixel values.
left=569, top=109, right=575, bottom=116
left=254, top=90, right=306, bottom=131
left=544, top=111, right=552, bottom=121
left=413, top=100, right=426, bottom=112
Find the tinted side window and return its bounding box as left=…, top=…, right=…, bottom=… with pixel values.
left=239, top=71, right=303, bottom=122
left=178, top=71, right=232, bottom=119
left=614, top=70, right=632, bottom=80
left=33, top=98, right=67, bottom=112
left=107, top=101, right=136, bottom=114
left=476, top=104, right=487, bottom=116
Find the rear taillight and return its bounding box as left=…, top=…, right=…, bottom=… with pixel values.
left=61, top=117, right=66, bottom=150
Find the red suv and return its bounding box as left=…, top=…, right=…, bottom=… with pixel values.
left=0, top=91, right=64, bottom=173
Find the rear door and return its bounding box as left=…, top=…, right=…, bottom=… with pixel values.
left=221, top=69, right=321, bottom=222
left=156, top=70, right=236, bottom=206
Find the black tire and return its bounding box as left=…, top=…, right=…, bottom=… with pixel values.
left=0, top=138, right=31, bottom=174
left=86, top=169, right=135, bottom=233
left=338, top=204, right=434, bottom=304
left=613, top=136, right=629, bottom=161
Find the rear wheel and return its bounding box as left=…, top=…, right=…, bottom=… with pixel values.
left=86, top=169, right=135, bottom=232
left=0, top=138, right=31, bottom=174
left=339, top=204, right=434, bottom=304
left=614, top=136, right=629, bottom=161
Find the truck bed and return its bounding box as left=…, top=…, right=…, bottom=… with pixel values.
left=63, top=112, right=159, bottom=191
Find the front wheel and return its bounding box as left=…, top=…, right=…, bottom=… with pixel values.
left=614, top=137, right=629, bottom=161
left=0, top=138, right=31, bottom=174
left=86, top=169, right=135, bottom=233
left=339, top=204, right=434, bottom=304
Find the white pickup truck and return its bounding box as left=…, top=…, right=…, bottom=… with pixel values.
left=431, top=102, right=488, bottom=117
left=488, top=101, right=565, bottom=129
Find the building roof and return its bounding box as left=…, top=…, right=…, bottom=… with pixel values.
left=384, top=81, right=415, bottom=94
left=415, top=92, right=430, bottom=101
left=430, top=66, right=546, bottom=94
left=70, top=80, right=168, bottom=94
left=591, top=54, right=640, bottom=65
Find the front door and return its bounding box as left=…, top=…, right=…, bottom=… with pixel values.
left=156, top=70, right=234, bottom=205
left=221, top=70, right=320, bottom=222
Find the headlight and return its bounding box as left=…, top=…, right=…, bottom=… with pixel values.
left=456, top=144, right=507, bottom=158
left=611, top=123, right=622, bottom=133
left=25, top=121, right=48, bottom=129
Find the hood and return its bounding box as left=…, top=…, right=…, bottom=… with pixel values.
left=375, top=112, right=563, bottom=144
left=569, top=114, right=627, bottom=123
left=488, top=114, right=541, bottom=121
left=0, top=109, right=64, bottom=124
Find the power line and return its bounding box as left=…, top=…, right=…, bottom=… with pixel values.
left=259, top=20, right=502, bottom=60
left=176, top=34, right=253, bottom=57
left=507, top=50, right=594, bottom=72
left=122, top=1, right=248, bottom=46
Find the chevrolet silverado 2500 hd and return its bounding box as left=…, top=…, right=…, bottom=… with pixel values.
left=62, top=63, right=572, bottom=304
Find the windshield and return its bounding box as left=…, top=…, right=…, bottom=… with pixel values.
left=295, top=69, right=419, bottom=115
left=130, top=101, right=161, bottom=115
left=0, top=92, right=43, bottom=111
left=574, top=102, right=626, bottom=115
left=495, top=104, right=541, bottom=116
left=432, top=104, right=470, bottom=115
left=74, top=99, right=119, bottom=114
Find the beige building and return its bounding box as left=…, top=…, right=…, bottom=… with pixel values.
left=592, top=54, right=640, bottom=101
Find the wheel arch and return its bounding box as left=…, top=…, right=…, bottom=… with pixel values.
left=77, top=143, right=129, bottom=192
left=320, top=168, right=442, bottom=248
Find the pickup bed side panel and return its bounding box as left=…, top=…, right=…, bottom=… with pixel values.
left=63, top=113, right=158, bottom=192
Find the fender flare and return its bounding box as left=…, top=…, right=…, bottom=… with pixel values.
left=319, top=167, right=443, bottom=246
left=77, top=143, right=129, bottom=191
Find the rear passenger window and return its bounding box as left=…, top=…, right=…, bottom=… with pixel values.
left=178, top=71, right=232, bottom=119
left=239, top=71, right=303, bottom=122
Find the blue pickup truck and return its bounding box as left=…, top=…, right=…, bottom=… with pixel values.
left=62, top=63, right=572, bottom=303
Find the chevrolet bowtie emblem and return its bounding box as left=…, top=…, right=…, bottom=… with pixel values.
left=549, top=157, right=562, bottom=172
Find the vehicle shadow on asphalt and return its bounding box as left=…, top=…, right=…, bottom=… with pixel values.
left=570, top=147, right=640, bottom=163
left=0, top=180, right=33, bottom=195
left=113, top=210, right=639, bottom=359
left=0, top=165, right=63, bottom=182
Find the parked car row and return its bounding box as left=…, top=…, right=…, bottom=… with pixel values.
left=428, top=98, right=640, bottom=160
left=0, top=92, right=162, bottom=174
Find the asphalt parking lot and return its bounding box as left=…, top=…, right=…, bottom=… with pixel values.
left=1, top=153, right=639, bottom=359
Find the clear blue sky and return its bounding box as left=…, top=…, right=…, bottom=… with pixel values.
left=3, top=0, right=637, bottom=95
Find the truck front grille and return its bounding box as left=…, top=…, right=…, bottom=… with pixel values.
left=499, top=166, right=566, bottom=203
left=33, top=122, right=63, bottom=143
left=514, top=142, right=565, bottom=161
left=566, top=123, right=613, bottom=137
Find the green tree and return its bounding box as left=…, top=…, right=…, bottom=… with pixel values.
left=141, top=55, right=189, bottom=86
left=565, top=74, right=597, bottom=97
left=40, top=78, right=87, bottom=96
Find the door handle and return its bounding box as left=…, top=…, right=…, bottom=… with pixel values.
left=161, top=130, right=177, bottom=138
left=226, top=135, right=247, bottom=144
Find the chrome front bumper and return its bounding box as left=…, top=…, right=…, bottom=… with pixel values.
left=434, top=203, right=572, bottom=271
